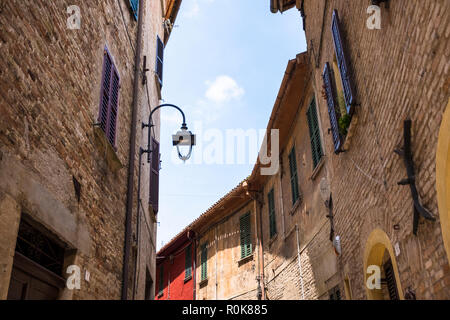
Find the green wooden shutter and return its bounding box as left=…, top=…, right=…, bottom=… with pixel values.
left=240, top=213, right=252, bottom=258
left=185, top=244, right=192, bottom=280
left=306, top=98, right=323, bottom=168
left=268, top=189, right=276, bottom=238
left=158, top=265, right=164, bottom=295
left=201, top=243, right=207, bottom=281
left=288, top=147, right=300, bottom=205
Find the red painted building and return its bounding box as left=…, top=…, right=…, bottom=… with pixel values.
left=156, top=231, right=195, bottom=300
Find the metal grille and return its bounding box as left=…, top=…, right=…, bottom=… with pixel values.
left=384, top=259, right=399, bottom=300
left=15, top=220, right=65, bottom=276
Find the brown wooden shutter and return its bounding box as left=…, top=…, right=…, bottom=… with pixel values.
left=331, top=10, right=355, bottom=114
left=156, top=36, right=164, bottom=88
left=323, top=62, right=342, bottom=153
left=99, top=48, right=120, bottom=148
left=107, top=67, right=120, bottom=147
left=149, top=138, right=160, bottom=214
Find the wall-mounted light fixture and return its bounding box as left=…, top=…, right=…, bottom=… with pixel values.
left=141, top=103, right=196, bottom=162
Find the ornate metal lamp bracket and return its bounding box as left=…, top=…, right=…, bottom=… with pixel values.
left=394, top=120, right=435, bottom=235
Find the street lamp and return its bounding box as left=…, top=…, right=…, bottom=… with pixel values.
left=141, top=104, right=196, bottom=162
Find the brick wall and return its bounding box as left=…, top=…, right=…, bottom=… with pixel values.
left=0, top=0, right=168, bottom=299
left=301, top=0, right=450, bottom=299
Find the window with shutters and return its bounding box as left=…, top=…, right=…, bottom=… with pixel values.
left=306, top=97, right=323, bottom=169
left=240, top=212, right=252, bottom=259
left=155, top=36, right=164, bottom=88
left=158, top=265, right=164, bottom=296
left=331, top=10, right=355, bottom=114
left=321, top=9, right=356, bottom=153
left=268, top=189, right=277, bottom=239
left=98, top=47, right=120, bottom=148
left=288, top=147, right=300, bottom=205
left=129, top=0, right=139, bottom=21
left=185, top=244, right=192, bottom=280
left=149, top=138, right=160, bottom=214
left=200, top=243, right=208, bottom=281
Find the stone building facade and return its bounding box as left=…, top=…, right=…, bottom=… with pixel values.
left=270, top=0, right=450, bottom=299
left=0, top=0, right=182, bottom=300
left=249, top=53, right=340, bottom=300
left=155, top=0, right=449, bottom=301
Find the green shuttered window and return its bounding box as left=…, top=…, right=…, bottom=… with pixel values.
left=200, top=243, right=207, bottom=281
left=288, top=147, right=300, bottom=205
left=268, top=189, right=277, bottom=238
left=240, top=213, right=252, bottom=259
left=158, top=265, right=163, bottom=296
left=306, top=98, right=323, bottom=168
left=185, top=244, right=192, bottom=280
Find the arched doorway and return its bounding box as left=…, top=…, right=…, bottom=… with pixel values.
left=436, top=99, right=450, bottom=263
left=364, top=229, right=404, bottom=300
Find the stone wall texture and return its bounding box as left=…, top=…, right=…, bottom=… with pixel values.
left=301, top=0, right=450, bottom=299
left=0, top=0, right=172, bottom=299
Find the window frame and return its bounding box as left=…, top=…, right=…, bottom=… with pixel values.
left=306, top=97, right=324, bottom=169
left=239, top=212, right=252, bottom=259
left=200, top=243, right=208, bottom=281
left=288, top=146, right=300, bottom=205
left=185, top=244, right=192, bottom=280
left=268, top=188, right=277, bottom=239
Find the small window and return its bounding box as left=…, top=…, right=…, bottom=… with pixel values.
left=155, top=36, right=164, bottom=88
left=129, top=0, right=139, bottom=21
left=158, top=265, right=164, bottom=296
left=200, top=243, right=208, bottom=281
left=98, top=47, right=120, bottom=148
left=268, top=189, right=277, bottom=238
left=306, top=97, right=323, bottom=168
left=240, top=213, right=252, bottom=259
left=185, top=244, right=192, bottom=280
left=288, top=147, right=300, bottom=205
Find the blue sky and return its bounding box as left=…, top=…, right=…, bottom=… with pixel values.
left=158, top=0, right=306, bottom=250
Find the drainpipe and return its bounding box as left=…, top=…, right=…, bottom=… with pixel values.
left=257, top=198, right=265, bottom=300
left=192, top=233, right=197, bottom=300
left=122, top=0, right=145, bottom=300
left=132, top=151, right=144, bottom=299
left=253, top=197, right=265, bottom=300
left=296, top=224, right=305, bottom=300
left=215, top=226, right=218, bottom=300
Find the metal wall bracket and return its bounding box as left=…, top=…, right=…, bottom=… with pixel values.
left=394, top=120, right=435, bottom=235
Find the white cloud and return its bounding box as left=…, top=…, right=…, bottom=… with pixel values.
left=205, top=75, right=245, bottom=104
left=185, top=0, right=200, bottom=18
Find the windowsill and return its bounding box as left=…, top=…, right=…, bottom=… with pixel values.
left=199, top=278, right=208, bottom=287
left=184, top=275, right=192, bottom=283
left=238, top=254, right=254, bottom=266
left=93, top=125, right=123, bottom=172
left=310, top=157, right=325, bottom=181
left=289, top=198, right=302, bottom=216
